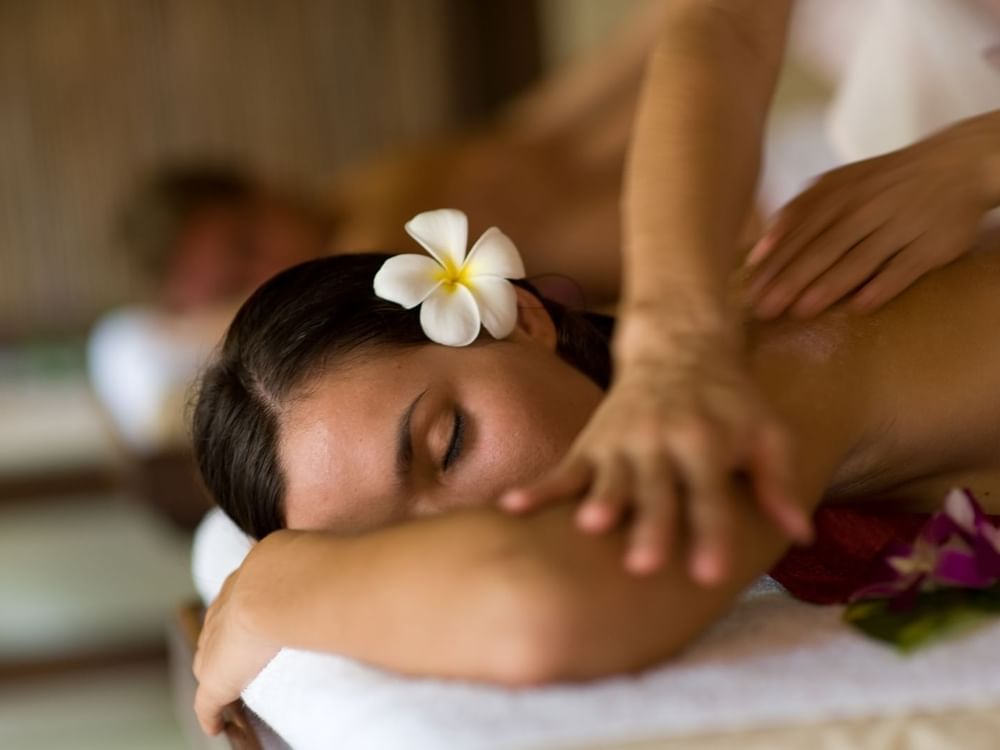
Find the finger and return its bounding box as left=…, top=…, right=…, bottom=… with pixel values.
left=850, top=242, right=933, bottom=313
left=752, top=188, right=829, bottom=261
left=746, top=421, right=813, bottom=544
left=575, top=454, right=631, bottom=533
left=745, top=232, right=776, bottom=267
left=788, top=226, right=903, bottom=317
left=499, top=455, right=592, bottom=512
left=670, top=424, right=735, bottom=585
left=753, top=242, right=851, bottom=319
left=746, top=195, right=847, bottom=300
left=624, top=454, right=678, bottom=575
left=194, top=686, right=225, bottom=736
left=754, top=206, right=889, bottom=319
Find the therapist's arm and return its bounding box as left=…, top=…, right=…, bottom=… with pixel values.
left=622, top=0, right=792, bottom=316
left=500, top=1, right=804, bottom=584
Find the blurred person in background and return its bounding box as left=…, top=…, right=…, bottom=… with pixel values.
left=119, top=163, right=332, bottom=315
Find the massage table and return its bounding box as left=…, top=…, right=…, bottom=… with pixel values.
left=170, top=599, right=1000, bottom=750
left=174, top=509, right=1000, bottom=750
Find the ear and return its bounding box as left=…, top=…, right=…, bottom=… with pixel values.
left=510, top=285, right=557, bottom=350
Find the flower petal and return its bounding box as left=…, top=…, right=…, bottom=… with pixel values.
left=982, top=524, right=1000, bottom=556
left=373, top=254, right=443, bottom=308
left=944, top=487, right=981, bottom=534
left=467, top=276, right=518, bottom=339
left=932, top=548, right=995, bottom=588
left=464, top=227, right=526, bottom=279
left=419, top=283, right=481, bottom=347
left=405, top=209, right=469, bottom=268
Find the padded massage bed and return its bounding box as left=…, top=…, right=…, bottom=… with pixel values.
left=169, top=601, right=1000, bottom=750
left=176, top=508, right=1000, bottom=750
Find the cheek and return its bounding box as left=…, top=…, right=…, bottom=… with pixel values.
left=473, top=368, right=602, bottom=491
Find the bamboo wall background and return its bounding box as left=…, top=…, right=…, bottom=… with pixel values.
left=0, top=0, right=482, bottom=340
left=0, top=0, right=638, bottom=340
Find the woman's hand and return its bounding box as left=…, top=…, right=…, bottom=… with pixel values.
left=193, top=564, right=279, bottom=736
left=499, top=313, right=812, bottom=583
left=746, top=117, right=1000, bottom=319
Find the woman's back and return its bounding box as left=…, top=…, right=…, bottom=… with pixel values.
left=743, top=243, right=1000, bottom=513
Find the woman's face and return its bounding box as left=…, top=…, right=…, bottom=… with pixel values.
left=279, top=293, right=604, bottom=533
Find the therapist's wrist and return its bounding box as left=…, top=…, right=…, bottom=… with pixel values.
left=614, top=298, right=742, bottom=370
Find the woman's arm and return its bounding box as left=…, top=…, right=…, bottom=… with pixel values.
left=238, top=501, right=802, bottom=685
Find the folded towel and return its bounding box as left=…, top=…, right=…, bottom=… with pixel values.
left=192, top=509, right=1000, bottom=750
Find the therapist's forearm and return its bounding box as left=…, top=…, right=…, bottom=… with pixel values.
left=621, top=1, right=792, bottom=340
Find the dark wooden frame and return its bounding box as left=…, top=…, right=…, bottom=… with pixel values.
left=172, top=603, right=274, bottom=750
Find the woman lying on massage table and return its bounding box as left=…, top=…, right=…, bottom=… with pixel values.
left=191, top=0, right=1000, bottom=735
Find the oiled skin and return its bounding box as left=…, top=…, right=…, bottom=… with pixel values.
left=746, top=245, right=1000, bottom=514
left=237, top=245, right=1000, bottom=687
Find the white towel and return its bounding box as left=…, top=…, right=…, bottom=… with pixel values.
left=193, top=509, right=1000, bottom=750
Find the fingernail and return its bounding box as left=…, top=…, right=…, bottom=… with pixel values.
left=626, top=547, right=660, bottom=575
left=499, top=491, right=526, bottom=511
left=577, top=503, right=608, bottom=531
left=692, top=551, right=722, bottom=585
left=851, top=291, right=876, bottom=313
left=786, top=507, right=814, bottom=544
left=754, top=293, right=785, bottom=320
left=745, top=237, right=773, bottom=267
left=791, top=292, right=822, bottom=318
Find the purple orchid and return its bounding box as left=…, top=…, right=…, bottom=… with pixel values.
left=850, top=488, right=1000, bottom=606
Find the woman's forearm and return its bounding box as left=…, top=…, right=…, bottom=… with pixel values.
left=237, top=511, right=557, bottom=684
left=235, top=434, right=840, bottom=687
left=621, top=1, right=792, bottom=334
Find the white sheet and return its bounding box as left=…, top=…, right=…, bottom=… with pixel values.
left=192, top=509, right=1000, bottom=750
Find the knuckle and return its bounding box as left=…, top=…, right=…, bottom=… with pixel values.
left=631, top=442, right=669, bottom=467
left=673, top=418, right=714, bottom=449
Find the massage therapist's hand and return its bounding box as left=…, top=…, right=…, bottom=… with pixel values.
left=193, top=562, right=280, bottom=736
left=500, top=312, right=813, bottom=583
left=746, top=113, right=1000, bottom=319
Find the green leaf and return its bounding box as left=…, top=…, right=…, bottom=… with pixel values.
left=843, top=585, right=1000, bottom=652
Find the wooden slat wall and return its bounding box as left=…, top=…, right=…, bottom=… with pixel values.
left=0, top=0, right=469, bottom=339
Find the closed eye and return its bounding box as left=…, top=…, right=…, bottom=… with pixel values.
left=442, top=408, right=465, bottom=470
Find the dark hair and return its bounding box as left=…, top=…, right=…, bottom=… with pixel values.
left=192, top=254, right=614, bottom=539
left=118, top=162, right=254, bottom=277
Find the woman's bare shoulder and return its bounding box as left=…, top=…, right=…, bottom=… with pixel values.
left=825, top=247, right=1000, bottom=496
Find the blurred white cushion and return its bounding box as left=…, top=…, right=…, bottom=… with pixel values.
left=87, top=307, right=218, bottom=453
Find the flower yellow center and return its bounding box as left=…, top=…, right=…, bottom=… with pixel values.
left=435, top=257, right=473, bottom=293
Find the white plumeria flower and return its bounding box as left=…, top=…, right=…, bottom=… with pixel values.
left=372, top=208, right=526, bottom=347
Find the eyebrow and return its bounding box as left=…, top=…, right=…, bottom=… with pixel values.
left=395, top=388, right=428, bottom=488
